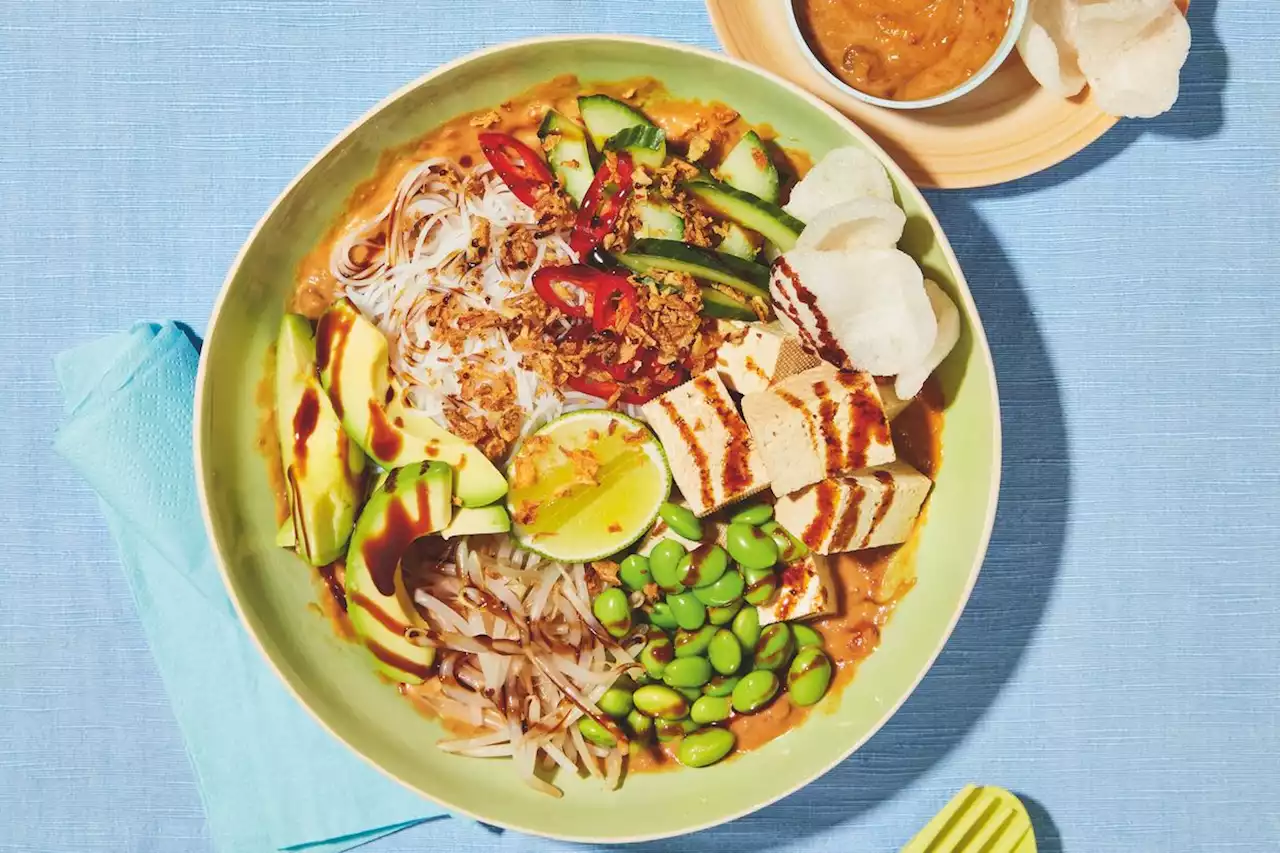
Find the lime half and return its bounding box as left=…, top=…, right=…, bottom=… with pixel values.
left=506, top=410, right=671, bottom=562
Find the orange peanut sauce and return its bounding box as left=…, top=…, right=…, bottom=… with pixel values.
left=797, top=0, right=1015, bottom=102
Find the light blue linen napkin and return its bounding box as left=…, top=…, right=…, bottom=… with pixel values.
left=53, top=322, right=450, bottom=853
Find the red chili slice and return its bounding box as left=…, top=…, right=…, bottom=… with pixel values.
left=567, top=375, right=620, bottom=400
left=478, top=132, right=553, bottom=208
left=569, top=153, right=635, bottom=257
left=591, top=273, right=637, bottom=333
left=532, top=265, right=600, bottom=319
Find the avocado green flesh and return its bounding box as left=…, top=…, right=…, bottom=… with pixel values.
left=389, top=404, right=509, bottom=508
left=346, top=461, right=453, bottom=684
left=441, top=505, right=512, bottom=539
left=314, top=298, right=508, bottom=507
left=275, top=313, right=367, bottom=566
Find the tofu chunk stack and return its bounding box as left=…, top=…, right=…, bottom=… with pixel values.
left=775, top=461, right=933, bottom=554
left=641, top=372, right=770, bottom=517
left=741, top=363, right=896, bottom=497
left=756, top=554, right=836, bottom=626
left=715, top=321, right=821, bottom=396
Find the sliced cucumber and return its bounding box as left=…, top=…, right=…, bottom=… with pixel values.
left=700, top=287, right=757, bottom=321
left=717, top=224, right=761, bottom=261
left=635, top=199, right=686, bottom=241
left=683, top=178, right=805, bottom=252
left=578, top=94, right=656, bottom=155
left=538, top=109, right=594, bottom=204
left=606, top=124, right=667, bottom=170
left=616, top=238, right=771, bottom=304
left=717, top=131, right=780, bottom=204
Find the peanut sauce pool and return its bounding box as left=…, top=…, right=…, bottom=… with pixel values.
left=797, top=0, right=1016, bottom=102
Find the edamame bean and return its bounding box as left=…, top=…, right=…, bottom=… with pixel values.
left=743, top=565, right=779, bottom=606
left=598, top=687, right=634, bottom=718
left=731, top=605, right=761, bottom=650
left=639, top=635, right=674, bottom=680
left=578, top=717, right=618, bottom=748
left=674, top=625, right=716, bottom=659
left=690, top=695, right=732, bottom=724
left=619, top=554, right=652, bottom=591
left=725, top=522, right=780, bottom=570
left=703, top=675, right=741, bottom=697
left=592, top=587, right=632, bottom=638
left=663, top=657, right=712, bottom=689
left=677, top=727, right=736, bottom=767
left=707, top=600, right=742, bottom=625
left=648, top=601, right=679, bottom=631
left=668, top=591, right=707, bottom=631
left=730, top=503, right=774, bottom=526
left=786, top=648, right=833, bottom=707
left=754, top=623, right=796, bottom=671
left=761, top=520, right=808, bottom=563
left=676, top=686, right=703, bottom=702
left=692, top=568, right=745, bottom=607
left=732, top=670, right=780, bottom=714
left=708, top=628, right=744, bottom=676
left=626, top=709, right=654, bottom=741
left=655, top=717, right=700, bottom=742
left=633, top=684, right=690, bottom=720
left=792, top=623, right=823, bottom=649
left=649, top=539, right=687, bottom=593
left=659, top=502, right=704, bottom=541
left=677, top=544, right=729, bottom=588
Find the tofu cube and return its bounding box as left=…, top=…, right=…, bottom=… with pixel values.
left=715, top=321, right=821, bottom=396
left=774, top=461, right=933, bottom=554
left=641, top=372, right=770, bottom=517
left=741, top=363, right=896, bottom=497
left=757, top=553, right=836, bottom=625
left=875, top=378, right=913, bottom=422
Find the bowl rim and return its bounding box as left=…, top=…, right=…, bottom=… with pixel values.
left=194, top=33, right=1003, bottom=843
left=784, top=0, right=1032, bottom=111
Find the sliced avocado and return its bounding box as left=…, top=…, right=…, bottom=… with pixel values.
left=441, top=505, right=512, bottom=539
left=275, top=313, right=367, bottom=566
left=315, top=298, right=508, bottom=507
left=275, top=519, right=296, bottom=548
left=387, top=402, right=509, bottom=508
left=346, top=461, right=453, bottom=684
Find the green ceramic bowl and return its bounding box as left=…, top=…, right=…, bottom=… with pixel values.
left=195, top=36, right=1001, bottom=842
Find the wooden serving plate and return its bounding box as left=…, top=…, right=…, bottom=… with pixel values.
left=706, top=0, right=1121, bottom=188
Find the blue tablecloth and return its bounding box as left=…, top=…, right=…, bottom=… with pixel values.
left=1, top=2, right=1276, bottom=851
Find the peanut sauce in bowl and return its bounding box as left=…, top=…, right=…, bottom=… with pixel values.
left=789, top=0, right=1027, bottom=109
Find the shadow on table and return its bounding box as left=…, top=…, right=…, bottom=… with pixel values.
left=623, top=201, right=1070, bottom=853
left=1019, top=793, right=1065, bottom=853
left=973, top=0, right=1228, bottom=199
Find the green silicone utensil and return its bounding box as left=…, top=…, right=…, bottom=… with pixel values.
left=901, top=785, right=1037, bottom=853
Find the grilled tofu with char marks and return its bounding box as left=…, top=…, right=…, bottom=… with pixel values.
left=641, top=372, right=770, bottom=517
left=714, top=321, right=820, bottom=396
left=757, top=553, right=836, bottom=625
left=774, top=461, right=932, bottom=554
left=741, top=363, right=896, bottom=497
